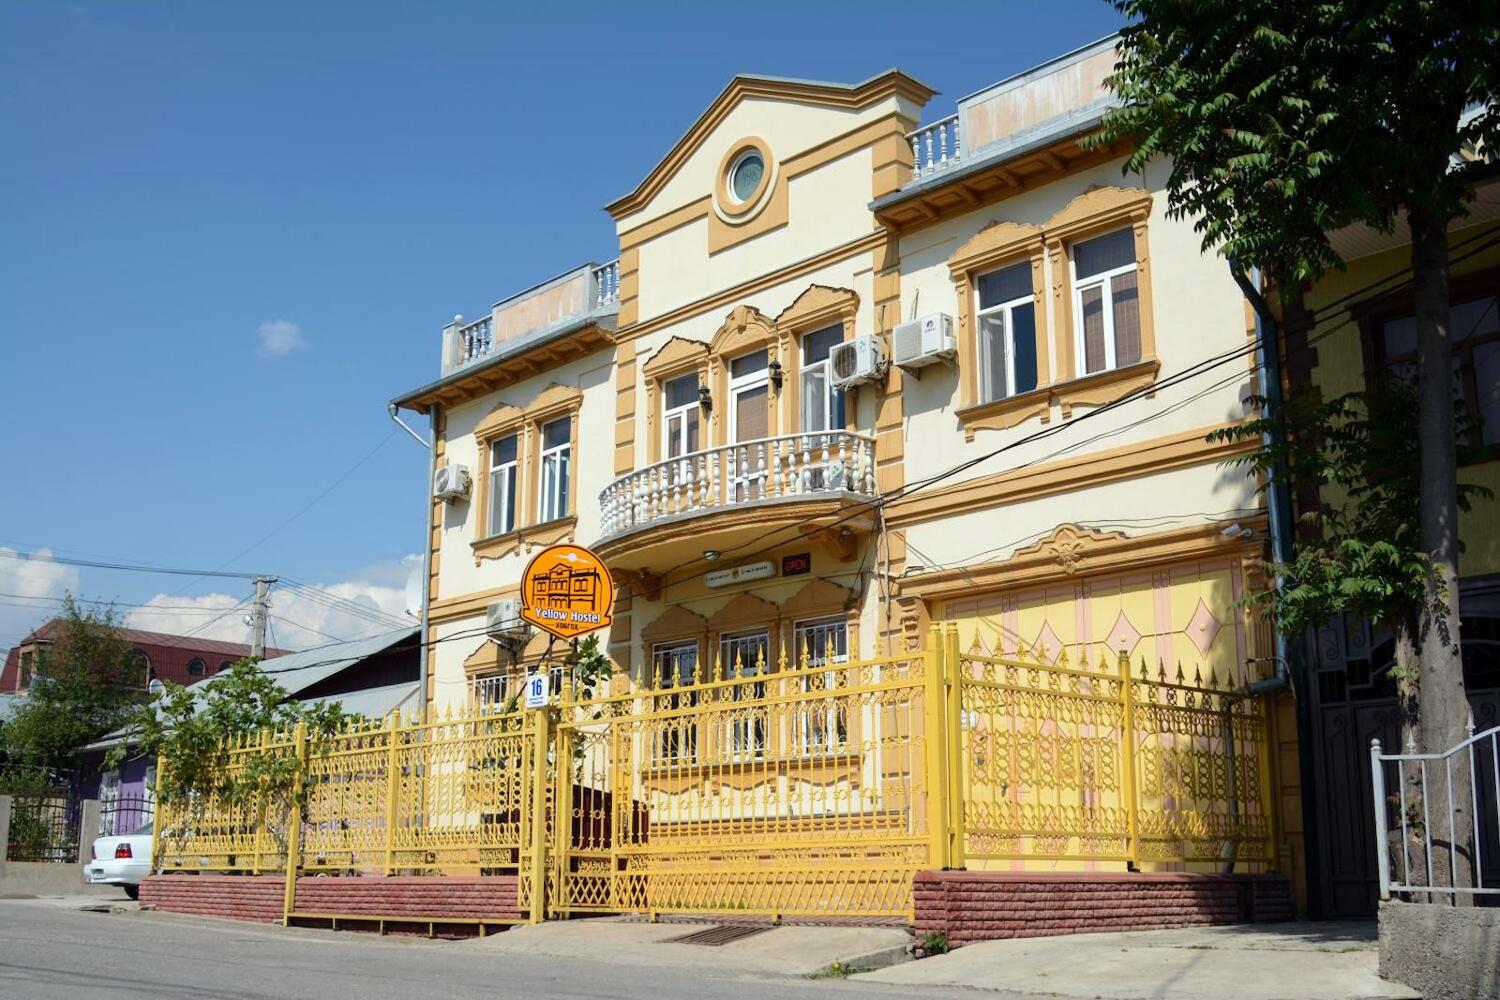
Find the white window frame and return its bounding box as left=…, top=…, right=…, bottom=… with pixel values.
left=538, top=417, right=571, bottom=523
left=718, top=628, right=770, bottom=759
left=799, top=326, right=845, bottom=433
left=727, top=350, right=770, bottom=443
left=663, top=381, right=700, bottom=460
left=793, top=617, right=849, bottom=755
left=487, top=434, right=518, bottom=537
left=652, top=640, right=700, bottom=763
left=975, top=266, right=1035, bottom=402
left=1070, top=230, right=1139, bottom=376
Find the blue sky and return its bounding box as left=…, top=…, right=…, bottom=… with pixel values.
left=0, top=1, right=1125, bottom=652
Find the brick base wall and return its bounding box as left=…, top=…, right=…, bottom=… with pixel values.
left=139, top=874, right=522, bottom=928
left=914, top=871, right=1294, bottom=946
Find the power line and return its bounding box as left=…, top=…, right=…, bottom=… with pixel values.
left=0, top=550, right=269, bottom=580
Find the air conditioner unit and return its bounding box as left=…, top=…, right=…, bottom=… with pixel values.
left=433, top=463, right=471, bottom=502
left=829, top=336, right=887, bottom=389
left=486, top=598, right=529, bottom=639
left=892, top=313, right=956, bottom=370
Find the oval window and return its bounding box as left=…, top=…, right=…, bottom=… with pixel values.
left=729, top=150, right=764, bottom=203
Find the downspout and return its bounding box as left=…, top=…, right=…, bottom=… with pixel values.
left=1228, top=261, right=1320, bottom=912
left=390, top=403, right=436, bottom=721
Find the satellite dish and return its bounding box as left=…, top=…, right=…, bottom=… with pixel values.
left=148, top=679, right=165, bottom=696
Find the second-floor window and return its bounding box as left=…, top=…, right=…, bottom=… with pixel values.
left=187, top=658, right=206, bottom=677
left=538, top=418, right=570, bottom=522
left=488, top=434, right=518, bottom=536
left=801, top=326, right=846, bottom=432
left=1072, top=229, right=1141, bottom=376
left=1377, top=293, right=1500, bottom=447
left=664, top=373, right=700, bottom=460
left=976, top=261, right=1039, bottom=402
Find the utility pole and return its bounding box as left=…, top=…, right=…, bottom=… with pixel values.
left=250, top=577, right=276, bottom=658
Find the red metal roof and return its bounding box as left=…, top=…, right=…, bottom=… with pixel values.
left=0, top=619, right=288, bottom=693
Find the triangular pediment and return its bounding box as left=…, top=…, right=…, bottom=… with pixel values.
left=606, top=70, right=935, bottom=221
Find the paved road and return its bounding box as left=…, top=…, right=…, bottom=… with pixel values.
left=0, top=901, right=1020, bottom=1000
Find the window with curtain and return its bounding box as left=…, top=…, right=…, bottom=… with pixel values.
left=1377, top=293, right=1500, bottom=447
left=1073, top=229, right=1141, bottom=376
left=719, top=628, right=769, bottom=758
left=652, top=640, right=700, bottom=762
left=800, top=326, right=846, bottom=432
left=793, top=617, right=848, bottom=754
left=975, top=261, right=1039, bottom=402
left=487, top=434, right=518, bottom=536
left=538, top=417, right=571, bottom=522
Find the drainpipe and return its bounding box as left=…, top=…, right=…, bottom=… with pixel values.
left=390, top=403, right=437, bottom=720
left=1228, top=260, right=1321, bottom=914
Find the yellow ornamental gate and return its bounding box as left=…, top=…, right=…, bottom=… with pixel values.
left=547, top=640, right=939, bottom=921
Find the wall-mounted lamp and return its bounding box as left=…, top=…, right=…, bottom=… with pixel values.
left=768, top=360, right=784, bottom=391
left=698, top=385, right=713, bottom=410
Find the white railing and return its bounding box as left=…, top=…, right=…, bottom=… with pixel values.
left=909, top=114, right=962, bottom=179
left=469, top=674, right=510, bottom=712
left=1370, top=721, right=1500, bottom=901
left=598, top=430, right=876, bottom=538
left=456, top=315, right=494, bottom=366
left=592, top=259, right=620, bottom=308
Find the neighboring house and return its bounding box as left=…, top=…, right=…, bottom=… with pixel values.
left=0, top=621, right=283, bottom=695
left=392, top=40, right=1298, bottom=899
left=76, top=628, right=421, bottom=836
left=1276, top=173, right=1500, bottom=919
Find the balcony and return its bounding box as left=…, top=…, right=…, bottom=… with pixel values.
left=594, top=430, right=877, bottom=571
left=440, top=259, right=620, bottom=374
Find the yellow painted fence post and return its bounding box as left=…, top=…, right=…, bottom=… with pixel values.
left=1118, top=650, right=1139, bottom=868
left=944, top=625, right=966, bottom=870
left=923, top=625, right=951, bottom=871
left=527, top=705, right=552, bottom=923
left=383, top=711, right=401, bottom=875
left=281, top=720, right=307, bottom=924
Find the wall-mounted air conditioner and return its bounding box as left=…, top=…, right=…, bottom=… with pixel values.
left=892, top=313, right=956, bottom=371
left=486, top=598, right=529, bottom=639
left=829, top=336, right=887, bottom=389
left=433, top=464, right=471, bottom=502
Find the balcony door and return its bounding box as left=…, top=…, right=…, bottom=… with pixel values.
left=799, top=327, right=846, bottom=491
left=728, top=350, right=769, bottom=501
left=663, top=373, right=700, bottom=499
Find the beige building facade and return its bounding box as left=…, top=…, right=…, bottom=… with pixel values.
left=393, top=36, right=1299, bottom=891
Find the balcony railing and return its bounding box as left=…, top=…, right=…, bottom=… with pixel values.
left=441, top=258, right=621, bottom=373
left=909, top=114, right=962, bottom=179
left=598, top=430, right=876, bottom=538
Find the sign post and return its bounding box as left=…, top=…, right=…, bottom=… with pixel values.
left=516, top=543, right=614, bottom=922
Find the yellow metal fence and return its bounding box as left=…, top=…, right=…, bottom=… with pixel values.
left=154, top=626, right=1277, bottom=924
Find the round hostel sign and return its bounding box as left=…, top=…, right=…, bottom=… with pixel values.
left=519, top=543, right=614, bottom=640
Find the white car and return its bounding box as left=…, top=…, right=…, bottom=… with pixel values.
left=84, top=821, right=153, bottom=899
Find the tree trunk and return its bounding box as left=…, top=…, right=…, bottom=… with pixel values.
left=1408, top=205, right=1473, bottom=901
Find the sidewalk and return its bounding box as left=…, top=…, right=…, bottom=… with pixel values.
left=464, top=916, right=912, bottom=978
left=858, top=922, right=1417, bottom=1000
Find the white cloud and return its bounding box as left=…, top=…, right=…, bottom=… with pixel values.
left=0, top=548, right=80, bottom=653
left=257, top=319, right=307, bottom=357
left=123, top=556, right=421, bottom=652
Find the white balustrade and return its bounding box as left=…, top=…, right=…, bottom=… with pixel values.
left=458, top=316, right=493, bottom=365
left=592, top=259, right=620, bottom=307
left=908, top=114, right=962, bottom=179
left=597, top=431, right=877, bottom=537
left=469, top=674, right=510, bottom=712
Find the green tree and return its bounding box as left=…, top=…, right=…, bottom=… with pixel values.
left=109, top=659, right=349, bottom=863
left=0, top=597, right=145, bottom=782
left=1099, top=0, right=1500, bottom=893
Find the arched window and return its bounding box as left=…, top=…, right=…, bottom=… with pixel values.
left=125, top=649, right=151, bottom=684
left=217, top=661, right=233, bottom=674
left=186, top=658, right=206, bottom=678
